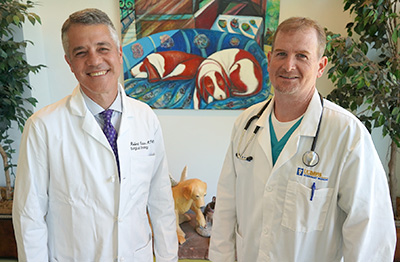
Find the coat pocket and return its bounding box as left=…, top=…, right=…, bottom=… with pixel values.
left=281, top=180, right=333, bottom=232
left=129, top=154, right=156, bottom=189
left=133, top=233, right=153, bottom=261
left=235, top=226, right=244, bottom=262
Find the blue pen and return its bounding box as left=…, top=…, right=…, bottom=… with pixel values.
left=310, top=182, right=316, bottom=201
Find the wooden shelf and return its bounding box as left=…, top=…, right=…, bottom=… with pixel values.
left=0, top=215, right=17, bottom=259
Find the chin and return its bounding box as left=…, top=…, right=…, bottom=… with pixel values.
left=274, top=85, right=300, bottom=95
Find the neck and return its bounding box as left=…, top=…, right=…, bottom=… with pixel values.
left=273, top=89, right=314, bottom=122
left=96, top=92, right=118, bottom=110
left=82, top=86, right=119, bottom=110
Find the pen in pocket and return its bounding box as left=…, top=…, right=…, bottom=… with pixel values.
left=310, top=182, right=316, bottom=201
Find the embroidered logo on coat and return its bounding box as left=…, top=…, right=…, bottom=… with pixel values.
left=297, top=167, right=328, bottom=181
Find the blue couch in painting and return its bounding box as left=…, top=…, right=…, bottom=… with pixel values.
left=122, top=28, right=270, bottom=109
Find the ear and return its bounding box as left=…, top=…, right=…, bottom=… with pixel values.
left=183, top=185, right=193, bottom=200
left=267, top=51, right=272, bottom=64
left=317, top=56, right=328, bottom=78
left=118, top=45, right=123, bottom=64
left=64, top=55, right=74, bottom=73
left=267, top=51, right=273, bottom=74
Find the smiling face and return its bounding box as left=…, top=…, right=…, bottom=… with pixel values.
left=267, top=27, right=327, bottom=98
left=64, top=24, right=122, bottom=108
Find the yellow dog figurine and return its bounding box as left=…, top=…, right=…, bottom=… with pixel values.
left=171, top=166, right=207, bottom=244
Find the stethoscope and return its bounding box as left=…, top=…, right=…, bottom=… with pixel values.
left=235, top=94, right=324, bottom=167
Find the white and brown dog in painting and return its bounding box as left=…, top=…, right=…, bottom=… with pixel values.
left=171, top=166, right=207, bottom=244
left=130, top=50, right=204, bottom=82
left=194, top=48, right=263, bottom=109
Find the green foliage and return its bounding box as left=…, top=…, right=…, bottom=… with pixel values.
left=325, top=0, right=400, bottom=146
left=0, top=0, right=44, bottom=169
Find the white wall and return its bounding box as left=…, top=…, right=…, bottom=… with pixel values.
left=2, top=0, right=392, bottom=204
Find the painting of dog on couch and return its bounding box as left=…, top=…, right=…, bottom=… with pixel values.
left=120, top=0, right=280, bottom=109
left=123, top=29, right=270, bottom=109
left=130, top=48, right=263, bottom=109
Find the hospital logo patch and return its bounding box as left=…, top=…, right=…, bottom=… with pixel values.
left=297, top=167, right=328, bottom=181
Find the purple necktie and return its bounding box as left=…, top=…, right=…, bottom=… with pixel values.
left=100, top=109, right=120, bottom=174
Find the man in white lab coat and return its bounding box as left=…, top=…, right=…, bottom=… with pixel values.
left=12, top=8, right=178, bottom=262
left=209, top=17, right=396, bottom=262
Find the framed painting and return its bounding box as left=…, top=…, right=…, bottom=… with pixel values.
left=120, top=0, right=280, bottom=109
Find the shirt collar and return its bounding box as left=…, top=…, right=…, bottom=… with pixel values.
left=80, top=88, right=123, bottom=116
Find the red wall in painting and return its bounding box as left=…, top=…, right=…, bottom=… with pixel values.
left=195, top=1, right=219, bottom=29
left=136, top=0, right=193, bottom=15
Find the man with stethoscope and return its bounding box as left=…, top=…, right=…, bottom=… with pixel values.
left=209, top=17, right=396, bottom=262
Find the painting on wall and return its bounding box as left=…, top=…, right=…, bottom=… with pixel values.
left=120, top=0, right=280, bottom=109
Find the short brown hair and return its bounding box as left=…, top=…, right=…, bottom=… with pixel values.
left=271, top=17, right=326, bottom=58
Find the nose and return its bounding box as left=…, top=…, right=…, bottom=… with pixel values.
left=86, top=51, right=102, bottom=66
left=282, top=56, right=296, bottom=72
left=198, top=198, right=205, bottom=208
left=213, top=87, right=227, bottom=100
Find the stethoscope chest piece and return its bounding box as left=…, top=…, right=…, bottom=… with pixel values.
left=302, top=151, right=319, bottom=167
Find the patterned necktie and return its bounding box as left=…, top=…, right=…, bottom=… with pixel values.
left=100, top=109, right=120, bottom=174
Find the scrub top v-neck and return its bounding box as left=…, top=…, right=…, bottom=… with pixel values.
left=269, top=113, right=303, bottom=166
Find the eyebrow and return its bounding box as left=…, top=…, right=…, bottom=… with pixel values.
left=96, top=41, right=113, bottom=48
left=297, top=50, right=311, bottom=55
left=71, top=46, right=85, bottom=55
left=71, top=41, right=113, bottom=55
left=273, top=48, right=312, bottom=55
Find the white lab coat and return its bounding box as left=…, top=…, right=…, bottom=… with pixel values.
left=209, top=90, right=396, bottom=262
left=12, top=85, right=178, bottom=262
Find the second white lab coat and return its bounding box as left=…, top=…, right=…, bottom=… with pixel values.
left=13, top=85, right=178, bottom=262
left=209, top=90, right=396, bottom=262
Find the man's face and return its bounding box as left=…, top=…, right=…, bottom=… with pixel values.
left=267, top=28, right=327, bottom=96
left=64, top=24, right=122, bottom=102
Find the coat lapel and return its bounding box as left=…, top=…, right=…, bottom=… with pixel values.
left=68, top=85, right=111, bottom=151
left=255, top=99, right=274, bottom=166
left=272, top=90, right=323, bottom=170
left=118, top=84, right=134, bottom=138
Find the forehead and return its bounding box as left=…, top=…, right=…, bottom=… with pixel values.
left=67, top=24, right=115, bottom=49
left=274, top=28, right=319, bottom=54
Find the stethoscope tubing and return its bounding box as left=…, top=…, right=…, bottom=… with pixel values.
left=235, top=100, right=271, bottom=161
left=236, top=94, right=324, bottom=167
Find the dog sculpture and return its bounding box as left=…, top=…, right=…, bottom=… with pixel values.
left=203, top=195, right=216, bottom=225
left=171, top=166, right=207, bottom=244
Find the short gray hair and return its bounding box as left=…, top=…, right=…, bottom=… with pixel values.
left=61, top=8, right=120, bottom=57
